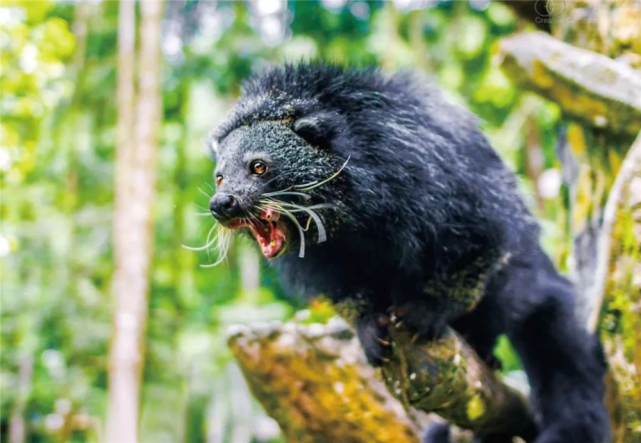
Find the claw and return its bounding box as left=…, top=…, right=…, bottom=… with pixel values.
left=377, top=338, right=391, bottom=347
left=411, top=333, right=420, bottom=344
left=395, top=321, right=404, bottom=329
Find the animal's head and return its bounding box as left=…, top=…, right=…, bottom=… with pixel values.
left=204, top=87, right=350, bottom=264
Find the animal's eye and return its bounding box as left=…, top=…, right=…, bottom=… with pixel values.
left=216, top=176, right=223, bottom=186
left=250, top=160, right=267, bottom=176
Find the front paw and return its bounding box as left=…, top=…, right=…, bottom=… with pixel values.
left=356, top=313, right=392, bottom=367
left=394, top=304, right=449, bottom=342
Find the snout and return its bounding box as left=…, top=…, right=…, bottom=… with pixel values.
left=209, top=193, right=242, bottom=221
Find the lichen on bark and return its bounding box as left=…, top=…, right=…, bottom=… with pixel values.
left=228, top=318, right=535, bottom=443
left=596, top=133, right=641, bottom=443
left=499, top=32, right=641, bottom=136
left=228, top=319, right=422, bottom=443
left=381, top=325, right=535, bottom=441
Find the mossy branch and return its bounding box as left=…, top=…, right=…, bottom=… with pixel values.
left=382, top=325, right=535, bottom=441
left=595, top=132, right=641, bottom=442
left=228, top=318, right=535, bottom=442
left=589, top=131, right=641, bottom=331
left=228, top=319, right=421, bottom=443
left=499, top=32, right=641, bottom=135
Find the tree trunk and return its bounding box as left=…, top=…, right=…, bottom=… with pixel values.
left=550, top=5, right=641, bottom=440
left=106, top=1, right=163, bottom=442
left=498, top=0, right=641, bottom=439
left=8, top=355, right=34, bottom=443
left=598, top=132, right=641, bottom=443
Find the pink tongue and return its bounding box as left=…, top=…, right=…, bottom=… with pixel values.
left=260, top=230, right=283, bottom=258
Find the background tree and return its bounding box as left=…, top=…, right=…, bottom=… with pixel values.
left=106, top=0, right=163, bottom=441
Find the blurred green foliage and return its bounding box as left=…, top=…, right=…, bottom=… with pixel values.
left=1, top=1, right=566, bottom=442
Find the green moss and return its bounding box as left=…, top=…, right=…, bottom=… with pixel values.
left=500, top=33, right=641, bottom=135
left=466, top=394, right=486, bottom=421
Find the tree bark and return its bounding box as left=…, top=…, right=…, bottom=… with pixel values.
left=550, top=0, right=641, bottom=69
left=228, top=319, right=423, bottom=443
left=598, top=133, right=641, bottom=443
left=229, top=318, right=534, bottom=443
left=381, top=325, right=535, bottom=441
left=498, top=32, right=641, bottom=137
left=8, top=355, right=33, bottom=443
left=498, top=3, right=641, bottom=437
left=547, top=5, right=641, bottom=439
left=106, top=1, right=163, bottom=442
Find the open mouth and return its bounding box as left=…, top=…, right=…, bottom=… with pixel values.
left=228, top=208, right=286, bottom=259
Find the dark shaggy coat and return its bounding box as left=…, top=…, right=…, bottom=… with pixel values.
left=210, top=63, right=609, bottom=443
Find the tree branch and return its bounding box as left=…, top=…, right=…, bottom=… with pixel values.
left=499, top=32, right=641, bottom=135
left=589, top=131, right=641, bottom=332
left=382, top=325, right=535, bottom=441
left=228, top=319, right=422, bottom=443
left=228, top=318, right=535, bottom=442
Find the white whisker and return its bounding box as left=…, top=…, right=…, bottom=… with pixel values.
left=294, top=156, right=350, bottom=191
left=262, top=191, right=312, bottom=200
left=184, top=216, right=233, bottom=267
left=197, top=187, right=211, bottom=199
left=183, top=225, right=216, bottom=251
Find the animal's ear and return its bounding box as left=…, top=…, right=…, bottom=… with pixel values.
left=293, top=111, right=342, bottom=148
left=207, top=138, right=219, bottom=162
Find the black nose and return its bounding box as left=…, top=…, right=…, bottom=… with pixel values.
left=210, top=193, right=241, bottom=220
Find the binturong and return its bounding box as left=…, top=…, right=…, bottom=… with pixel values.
left=205, top=63, right=609, bottom=443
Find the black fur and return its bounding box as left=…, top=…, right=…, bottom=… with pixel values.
left=210, top=63, right=609, bottom=443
